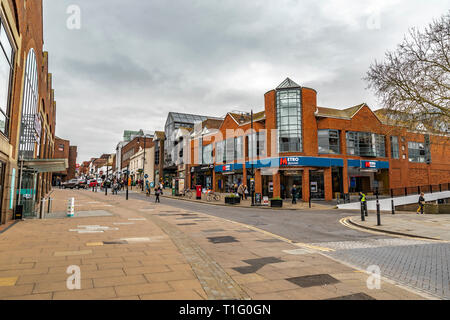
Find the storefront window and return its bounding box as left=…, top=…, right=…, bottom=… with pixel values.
left=198, top=137, right=202, bottom=164
left=215, top=140, right=225, bottom=163
left=318, top=129, right=340, bottom=154
left=390, top=136, right=399, bottom=159
left=346, top=131, right=385, bottom=157
left=277, top=89, right=302, bottom=152
left=408, top=141, right=427, bottom=163
left=234, top=136, right=243, bottom=160
left=0, top=20, right=14, bottom=136
left=225, top=138, right=234, bottom=163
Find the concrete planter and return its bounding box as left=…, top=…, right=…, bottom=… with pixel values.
left=270, top=199, right=283, bottom=208
left=225, top=197, right=240, bottom=205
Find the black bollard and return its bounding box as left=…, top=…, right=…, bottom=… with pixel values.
left=364, top=201, right=368, bottom=217
left=391, top=199, right=395, bottom=215
left=376, top=190, right=381, bottom=225
left=361, top=202, right=365, bottom=221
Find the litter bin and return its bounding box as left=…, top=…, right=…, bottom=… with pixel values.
left=15, top=205, right=23, bottom=220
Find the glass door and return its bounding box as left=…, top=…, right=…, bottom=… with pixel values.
left=310, top=170, right=325, bottom=200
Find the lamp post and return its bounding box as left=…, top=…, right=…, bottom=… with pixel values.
left=139, top=133, right=150, bottom=192
left=126, top=164, right=129, bottom=201
left=251, top=110, right=255, bottom=207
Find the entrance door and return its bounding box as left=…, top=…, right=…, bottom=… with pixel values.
left=19, top=171, right=37, bottom=218
left=281, top=172, right=302, bottom=200
left=310, top=170, right=325, bottom=200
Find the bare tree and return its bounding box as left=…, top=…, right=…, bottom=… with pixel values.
left=365, top=11, right=449, bottom=135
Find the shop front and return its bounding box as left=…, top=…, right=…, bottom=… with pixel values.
left=215, top=163, right=244, bottom=193
left=190, top=165, right=214, bottom=190
left=347, top=160, right=390, bottom=194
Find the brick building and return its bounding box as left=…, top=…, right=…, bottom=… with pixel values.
left=52, top=137, right=77, bottom=183
left=0, top=0, right=59, bottom=223
left=187, top=78, right=450, bottom=201
left=121, top=136, right=154, bottom=173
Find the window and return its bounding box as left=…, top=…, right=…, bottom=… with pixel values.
left=202, top=143, right=213, bottom=164
left=225, top=138, right=234, bottom=163
left=277, top=89, right=302, bottom=152
left=248, top=132, right=266, bottom=159
left=19, top=49, right=39, bottom=158
left=234, top=136, right=243, bottom=160
left=408, top=142, right=427, bottom=163
left=346, top=132, right=386, bottom=157
left=0, top=19, right=14, bottom=136
left=390, top=136, right=399, bottom=159
left=58, top=144, right=64, bottom=151
left=215, top=140, right=225, bottom=163
left=197, top=137, right=202, bottom=164
left=154, top=143, right=160, bottom=165
left=318, top=130, right=340, bottom=154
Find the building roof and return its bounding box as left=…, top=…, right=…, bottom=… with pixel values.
left=228, top=111, right=266, bottom=125
left=154, top=131, right=165, bottom=140
left=315, top=103, right=366, bottom=120
left=167, top=112, right=222, bottom=125
left=277, top=78, right=301, bottom=90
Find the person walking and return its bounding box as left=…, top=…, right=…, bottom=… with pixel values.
left=155, top=186, right=161, bottom=203
left=238, top=184, right=245, bottom=200
left=244, top=185, right=249, bottom=200
left=291, top=185, right=297, bottom=204
left=145, top=180, right=150, bottom=197
left=417, top=192, right=425, bottom=214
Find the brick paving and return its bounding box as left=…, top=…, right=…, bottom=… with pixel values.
left=0, top=189, right=430, bottom=300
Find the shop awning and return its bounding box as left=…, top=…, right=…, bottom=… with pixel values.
left=21, top=159, right=68, bottom=173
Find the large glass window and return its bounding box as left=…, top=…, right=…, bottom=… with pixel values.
left=234, top=136, right=243, bottom=160
left=318, top=130, right=340, bottom=154
left=215, top=140, right=225, bottom=163
left=197, top=137, right=203, bottom=164
left=19, top=49, right=39, bottom=158
left=225, top=138, right=234, bottom=163
left=248, top=132, right=266, bottom=159
left=0, top=19, right=14, bottom=136
left=202, top=143, right=213, bottom=164
left=346, top=132, right=386, bottom=157
left=277, top=89, right=302, bottom=152
left=390, top=136, right=399, bottom=159
left=408, top=142, right=427, bottom=163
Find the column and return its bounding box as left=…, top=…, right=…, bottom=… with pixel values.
left=212, top=169, right=217, bottom=192
left=243, top=163, right=247, bottom=186
left=343, top=163, right=349, bottom=194
left=255, top=169, right=262, bottom=194
left=324, top=167, right=333, bottom=201
left=302, top=168, right=310, bottom=202
left=273, top=172, right=281, bottom=198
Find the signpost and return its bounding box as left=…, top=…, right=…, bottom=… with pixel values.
left=67, top=198, right=75, bottom=217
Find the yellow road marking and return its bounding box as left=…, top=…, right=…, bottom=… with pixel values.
left=0, top=277, right=18, bottom=287
left=86, top=242, right=104, bottom=247
left=339, top=217, right=447, bottom=243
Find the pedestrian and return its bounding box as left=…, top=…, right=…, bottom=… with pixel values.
left=155, top=186, right=161, bottom=203
left=244, top=185, right=249, bottom=200
left=359, top=191, right=367, bottom=214
left=281, top=184, right=286, bottom=199
left=291, top=185, right=297, bottom=204
left=145, top=180, right=150, bottom=197
left=237, top=184, right=245, bottom=200
left=417, top=192, right=425, bottom=214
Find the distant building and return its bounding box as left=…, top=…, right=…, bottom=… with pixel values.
left=52, top=137, right=77, bottom=184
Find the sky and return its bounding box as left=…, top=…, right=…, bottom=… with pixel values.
left=42, top=0, right=450, bottom=162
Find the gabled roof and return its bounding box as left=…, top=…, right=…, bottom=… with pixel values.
left=227, top=111, right=266, bottom=126
left=315, top=103, right=367, bottom=120
left=154, top=131, right=165, bottom=140
left=277, top=78, right=301, bottom=90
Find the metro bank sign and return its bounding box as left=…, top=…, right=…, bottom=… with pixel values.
left=280, top=157, right=301, bottom=166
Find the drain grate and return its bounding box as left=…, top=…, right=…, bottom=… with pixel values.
left=235, top=229, right=256, bottom=233
left=326, top=293, right=375, bottom=300
left=103, top=240, right=128, bottom=245
left=233, top=257, right=284, bottom=274
left=207, top=236, right=239, bottom=244
left=177, top=223, right=197, bottom=226
left=286, top=274, right=340, bottom=288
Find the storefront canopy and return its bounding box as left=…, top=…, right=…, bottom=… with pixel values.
left=22, top=159, right=68, bottom=173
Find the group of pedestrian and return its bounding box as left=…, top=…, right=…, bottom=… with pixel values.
left=358, top=191, right=426, bottom=215
left=237, top=184, right=249, bottom=200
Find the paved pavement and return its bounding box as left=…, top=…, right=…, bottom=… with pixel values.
left=0, top=189, right=429, bottom=300
left=348, top=214, right=450, bottom=241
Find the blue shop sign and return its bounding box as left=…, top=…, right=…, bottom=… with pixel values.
left=347, top=159, right=389, bottom=169
left=279, top=157, right=344, bottom=168
left=215, top=163, right=244, bottom=173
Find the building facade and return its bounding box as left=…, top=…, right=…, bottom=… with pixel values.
left=52, top=137, right=77, bottom=183
left=0, top=0, right=57, bottom=223
left=187, top=78, right=450, bottom=201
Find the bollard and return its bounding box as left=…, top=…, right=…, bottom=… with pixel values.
left=67, top=198, right=75, bottom=217
left=364, top=201, right=368, bottom=217
left=47, top=198, right=53, bottom=214
left=376, top=191, right=381, bottom=226
left=391, top=199, right=395, bottom=215
left=105, top=185, right=108, bottom=196
left=361, top=202, right=365, bottom=221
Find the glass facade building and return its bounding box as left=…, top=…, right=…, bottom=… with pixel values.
left=276, top=88, right=302, bottom=153
left=0, top=18, right=14, bottom=136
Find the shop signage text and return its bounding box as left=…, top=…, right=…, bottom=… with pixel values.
left=280, top=157, right=300, bottom=166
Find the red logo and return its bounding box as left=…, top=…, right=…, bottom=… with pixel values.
left=280, top=158, right=288, bottom=166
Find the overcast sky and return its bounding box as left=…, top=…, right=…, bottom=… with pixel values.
left=43, top=0, right=450, bottom=162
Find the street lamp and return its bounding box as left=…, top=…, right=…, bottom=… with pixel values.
left=251, top=110, right=255, bottom=207
left=139, top=133, right=151, bottom=192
